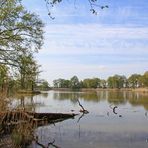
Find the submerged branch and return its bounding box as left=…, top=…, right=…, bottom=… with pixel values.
left=35, top=137, right=60, bottom=148
left=77, top=99, right=89, bottom=114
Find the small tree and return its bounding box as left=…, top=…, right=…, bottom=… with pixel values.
left=16, top=53, right=40, bottom=90
left=70, top=76, right=80, bottom=89
left=128, top=74, right=142, bottom=88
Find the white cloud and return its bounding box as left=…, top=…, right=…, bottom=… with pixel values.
left=45, top=24, right=148, bottom=39
left=22, top=0, right=148, bottom=84
left=40, top=24, right=148, bottom=55
left=36, top=23, right=148, bottom=84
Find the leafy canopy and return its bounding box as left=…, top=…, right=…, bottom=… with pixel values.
left=0, top=0, right=44, bottom=66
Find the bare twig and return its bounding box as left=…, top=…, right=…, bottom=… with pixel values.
left=44, top=0, right=109, bottom=19
left=35, top=136, right=60, bottom=148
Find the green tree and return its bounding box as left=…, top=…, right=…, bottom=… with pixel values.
left=0, top=0, right=44, bottom=66
left=70, top=76, right=80, bottom=89
left=141, top=71, right=148, bottom=87
left=53, top=79, right=59, bottom=88
left=62, top=79, right=70, bottom=88
left=0, top=0, right=44, bottom=93
left=107, top=75, right=126, bottom=88
left=83, top=79, right=90, bottom=88
left=100, top=79, right=107, bottom=88
left=91, top=78, right=101, bottom=88
left=53, top=78, right=70, bottom=88
left=16, top=53, right=40, bottom=90
left=107, top=76, right=114, bottom=88
left=38, top=80, right=50, bottom=90
left=128, top=74, right=142, bottom=88
left=83, top=78, right=101, bottom=88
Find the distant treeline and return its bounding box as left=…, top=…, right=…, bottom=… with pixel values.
left=53, top=71, right=148, bottom=89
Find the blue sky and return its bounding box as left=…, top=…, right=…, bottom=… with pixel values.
left=22, top=0, right=148, bottom=84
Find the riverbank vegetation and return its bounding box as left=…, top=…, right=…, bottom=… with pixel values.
left=53, top=71, right=148, bottom=89
left=0, top=0, right=51, bottom=95
left=0, top=0, right=50, bottom=147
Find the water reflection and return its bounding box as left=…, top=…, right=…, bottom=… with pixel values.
left=11, top=90, right=148, bottom=112
left=11, top=94, right=45, bottom=111
left=14, top=90, right=148, bottom=148
left=52, top=90, right=148, bottom=110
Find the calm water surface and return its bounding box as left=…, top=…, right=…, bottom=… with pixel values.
left=13, top=90, right=148, bottom=148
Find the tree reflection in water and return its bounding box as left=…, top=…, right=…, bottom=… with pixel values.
left=52, top=90, right=148, bottom=110
left=10, top=90, right=148, bottom=112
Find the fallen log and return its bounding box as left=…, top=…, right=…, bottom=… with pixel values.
left=0, top=111, right=77, bottom=119
left=28, top=112, right=76, bottom=121
left=0, top=111, right=77, bottom=134
left=27, top=112, right=77, bottom=126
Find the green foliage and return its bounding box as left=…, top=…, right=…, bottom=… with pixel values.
left=128, top=74, right=142, bottom=88
left=53, top=78, right=70, bottom=88
left=107, top=75, right=126, bottom=88
left=16, top=53, right=40, bottom=90
left=0, top=0, right=44, bottom=66
left=100, top=79, right=107, bottom=88
left=0, top=0, right=44, bottom=92
left=53, top=76, right=80, bottom=89
left=83, top=78, right=101, bottom=88
left=53, top=71, right=148, bottom=89
left=37, top=80, right=50, bottom=90
left=141, top=71, right=148, bottom=87
left=70, top=76, right=80, bottom=89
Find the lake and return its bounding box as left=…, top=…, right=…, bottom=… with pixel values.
left=12, top=90, right=148, bottom=148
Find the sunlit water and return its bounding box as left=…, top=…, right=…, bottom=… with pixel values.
left=12, top=90, right=148, bottom=148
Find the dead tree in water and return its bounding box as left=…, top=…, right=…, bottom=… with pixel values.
left=77, top=99, right=89, bottom=114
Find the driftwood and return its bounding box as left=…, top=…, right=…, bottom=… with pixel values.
left=0, top=111, right=77, bottom=134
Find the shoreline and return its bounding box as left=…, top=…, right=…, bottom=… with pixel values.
left=51, top=88, right=148, bottom=93
left=17, top=90, right=41, bottom=94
